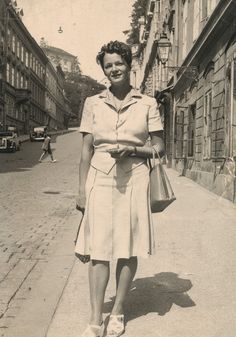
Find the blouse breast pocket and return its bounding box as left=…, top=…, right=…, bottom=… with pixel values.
left=124, top=103, right=150, bottom=136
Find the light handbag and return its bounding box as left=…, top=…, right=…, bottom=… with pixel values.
left=148, top=148, right=176, bottom=213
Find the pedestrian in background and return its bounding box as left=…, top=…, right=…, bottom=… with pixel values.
left=38, top=134, right=56, bottom=163
left=75, top=41, right=164, bottom=337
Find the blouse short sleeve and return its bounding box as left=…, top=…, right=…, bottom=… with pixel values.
left=148, top=99, right=163, bottom=132
left=79, top=97, right=93, bottom=134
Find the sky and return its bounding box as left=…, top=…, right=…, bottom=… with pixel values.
left=16, top=0, right=135, bottom=82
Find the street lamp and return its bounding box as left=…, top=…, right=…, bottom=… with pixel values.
left=156, top=33, right=198, bottom=79
left=157, top=33, right=171, bottom=65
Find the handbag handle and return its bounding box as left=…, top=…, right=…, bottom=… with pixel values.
left=148, top=147, right=162, bottom=169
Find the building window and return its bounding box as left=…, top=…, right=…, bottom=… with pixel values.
left=16, top=71, right=19, bottom=88
left=175, top=110, right=185, bottom=158
left=6, top=63, right=10, bottom=83
left=35, top=60, right=38, bottom=75
left=7, top=29, right=11, bottom=49
left=200, top=0, right=217, bottom=21
left=12, top=35, right=16, bottom=53
left=16, top=40, right=20, bottom=58
left=203, top=90, right=212, bottom=158
left=20, top=74, right=24, bottom=88
left=21, top=46, right=24, bottom=62
left=156, top=0, right=161, bottom=13
left=188, top=104, right=196, bottom=157
left=25, top=51, right=29, bottom=67
left=11, top=67, right=15, bottom=86
left=202, top=63, right=214, bottom=159
left=225, top=48, right=236, bottom=157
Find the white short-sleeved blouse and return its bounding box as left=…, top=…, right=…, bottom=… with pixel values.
left=80, top=88, right=163, bottom=174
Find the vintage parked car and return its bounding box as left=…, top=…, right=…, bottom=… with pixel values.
left=30, top=126, right=47, bottom=141
left=0, top=131, right=21, bottom=152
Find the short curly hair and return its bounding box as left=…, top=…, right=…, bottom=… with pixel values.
left=96, top=41, right=132, bottom=70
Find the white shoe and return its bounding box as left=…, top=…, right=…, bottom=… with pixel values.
left=106, top=315, right=125, bottom=337
left=51, top=159, right=57, bottom=163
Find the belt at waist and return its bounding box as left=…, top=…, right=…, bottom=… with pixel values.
left=91, top=151, right=146, bottom=174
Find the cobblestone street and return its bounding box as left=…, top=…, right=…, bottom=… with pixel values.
left=0, top=130, right=81, bottom=336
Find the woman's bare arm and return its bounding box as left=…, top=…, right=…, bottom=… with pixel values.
left=76, top=133, right=94, bottom=212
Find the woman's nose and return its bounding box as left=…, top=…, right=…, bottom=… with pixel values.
left=111, top=64, right=118, bottom=71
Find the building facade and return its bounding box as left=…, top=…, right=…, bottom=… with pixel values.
left=41, top=41, right=80, bottom=75
left=134, top=0, right=236, bottom=203
left=0, top=0, right=31, bottom=133
left=0, top=0, right=71, bottom=134
left=55, top=65, right=71, bottom=130
left=28, top=38, right=48, bottom=131
left=45, top=61, right=58, bottom=130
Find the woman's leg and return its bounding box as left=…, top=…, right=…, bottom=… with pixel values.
left=39, top=150, right=46, bottom=161
left=111, top=257, right=138, bottom=315
left=48, top=149, right=54, bottom=161
left=89, top=260, right=110, bottom=325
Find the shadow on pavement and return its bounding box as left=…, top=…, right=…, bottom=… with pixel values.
left=104, top=272, right=195, bottom=321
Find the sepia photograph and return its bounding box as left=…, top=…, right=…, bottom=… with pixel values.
left=0, top=1, right=236, bottom=336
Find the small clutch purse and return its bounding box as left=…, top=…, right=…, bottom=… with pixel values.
left=148, top=148, right=176, bottom=213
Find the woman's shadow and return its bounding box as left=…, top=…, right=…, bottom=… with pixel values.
left=104, top=272, right=195, bottom=321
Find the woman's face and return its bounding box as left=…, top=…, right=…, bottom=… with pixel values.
left=103, top=52, right=130, bottom=86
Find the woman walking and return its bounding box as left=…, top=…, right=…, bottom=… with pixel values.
left=75, top=41, right=164, bottom=337
left=38, top=134, right=56, bottom=163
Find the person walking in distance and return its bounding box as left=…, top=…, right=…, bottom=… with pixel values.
left=38, top=134, right=56, bottom=163
left=75, top=41, right=164, bottom=337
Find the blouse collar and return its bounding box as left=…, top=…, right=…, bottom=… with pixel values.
left=98, top=87, right=142, bottom=99
left=98, top=87, right=142, bottom=111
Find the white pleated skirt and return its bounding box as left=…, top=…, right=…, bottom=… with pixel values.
left=75, top=162, right=155, bottom=261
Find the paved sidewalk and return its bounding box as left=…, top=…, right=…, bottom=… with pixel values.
left=4, top=167, right=236, bottom=337
left=46, top=168, right=236, bottom=337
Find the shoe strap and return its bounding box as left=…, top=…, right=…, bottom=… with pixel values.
left=109, top=314, right=124, bottom=320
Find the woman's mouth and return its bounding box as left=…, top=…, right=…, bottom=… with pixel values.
left=111, top=73, right=122, bottom=79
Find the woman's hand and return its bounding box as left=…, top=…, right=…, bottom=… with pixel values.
left=107, top=145, right=135, bottom=159
left=75, top=191, right=86, bottom=214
